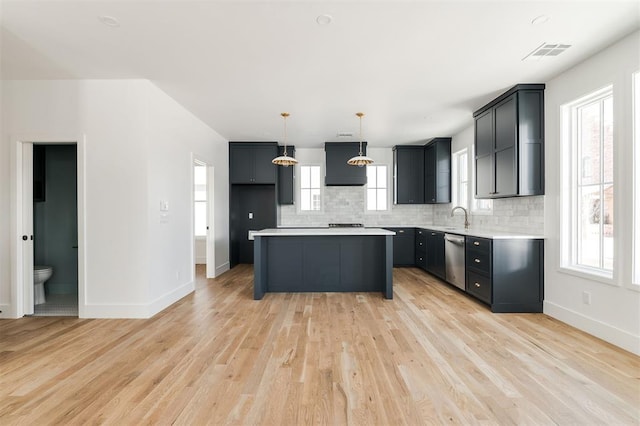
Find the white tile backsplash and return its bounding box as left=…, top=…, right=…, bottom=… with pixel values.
left=280, top=186, right=544, bottom=235
left=433, top=196, right=545, bottom=235
left=279, top=186, right=433, bottom=227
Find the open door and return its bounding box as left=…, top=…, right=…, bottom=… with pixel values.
left=21, top=143, right=34, bottom=315
left=206, top=164, right=215, bottom=278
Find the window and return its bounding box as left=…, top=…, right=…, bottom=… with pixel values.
left=634, top=71, right=640, bottom=286
left=194, top=164, right=207, bottom=236
left=470, top=145, right=493, bottom=213
left=366, top=165, right=388, bottom=211
left=562, top=86, right=614, bottom=277
left=300, top=165, right=321, bottom=211
left=451, top=148, right=468, bottom=210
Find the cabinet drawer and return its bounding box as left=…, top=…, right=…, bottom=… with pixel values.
left=466, top=236, right=491, bottom=251
left=466, top=271, right=491, bottom=304
left=466, top=249, right=491, bottom=275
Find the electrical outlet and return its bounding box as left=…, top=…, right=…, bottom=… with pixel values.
left=582, top=291, right=592, bottom=305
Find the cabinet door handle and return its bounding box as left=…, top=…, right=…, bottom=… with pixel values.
left=474, top=282, right=481, bottom=288
left=473, top=241, right=480, bottom=246
left=398, top=230, right=404, bottom=233
left=419, top=242, right=423, bottom=246
left=431, top=232, right=436, bottom=236
left=474, top=258, right=481, bottom=263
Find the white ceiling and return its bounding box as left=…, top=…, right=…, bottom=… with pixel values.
left=1, top=0, right=639, bottom=148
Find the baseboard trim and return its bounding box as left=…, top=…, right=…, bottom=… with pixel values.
left=82, top=281, right=195, bottom=319
left=215, top=262, right=230, bottom=278
left=0, top=304, right=15, bottom=319
left=148, top=280, right=194, bottom=317
left=544, top=301, right=640, bottom=355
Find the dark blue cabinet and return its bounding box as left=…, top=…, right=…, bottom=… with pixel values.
left=474, top=84, right=545, bottom=199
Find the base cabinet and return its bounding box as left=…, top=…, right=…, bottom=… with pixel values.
left=425, top=230, right=445, bottom=279
left=465, top=236, right=543, bottom=313
left=386, top=228, right=415, bottom=266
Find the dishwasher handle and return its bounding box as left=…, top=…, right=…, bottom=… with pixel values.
left=444, top=234, right=465, bottom=245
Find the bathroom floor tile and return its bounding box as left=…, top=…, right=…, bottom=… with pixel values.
left=33, top=293, right=78, bottom=316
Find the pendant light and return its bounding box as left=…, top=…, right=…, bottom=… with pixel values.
left=347, top=112, right=374, bottom=167
left=272, top=112, right=298, bottom=167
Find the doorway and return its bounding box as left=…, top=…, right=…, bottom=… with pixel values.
left=32, top=144, right=78, bottom=315
left=15, top=140, right=84, bottom=318
left=193, top=158, right=216, bottom=279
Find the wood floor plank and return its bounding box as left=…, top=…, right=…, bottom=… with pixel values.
left=1, top=264, right=638, bottom=425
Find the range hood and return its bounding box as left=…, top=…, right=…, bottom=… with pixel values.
left=324, top=142, right=368, bottom=186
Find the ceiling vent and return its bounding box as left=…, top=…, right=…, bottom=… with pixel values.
left=336, top=132, right=354, bottom=138
left=522, top=43, right=571, bottom=61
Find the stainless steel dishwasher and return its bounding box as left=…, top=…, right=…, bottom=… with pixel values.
left=444, top=233, right=465, bottom=290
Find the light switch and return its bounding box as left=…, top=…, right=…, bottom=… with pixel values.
left=160, top=200, right=169, bottom=212
left=248, top=212, right=253, bottom=219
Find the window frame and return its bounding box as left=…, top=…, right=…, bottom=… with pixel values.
left=365, top=164, right=389, bottom=212
left=298, top=164, right=323, bottom=213
left=560, top=84, right=615, bottom=283
left=451, top=148, right=469, bottom=211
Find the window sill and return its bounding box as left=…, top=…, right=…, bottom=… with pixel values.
left=558, top=265, right=616, bottom=287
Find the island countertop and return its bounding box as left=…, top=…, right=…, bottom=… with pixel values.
left=249, top=227, right=395, bottom=240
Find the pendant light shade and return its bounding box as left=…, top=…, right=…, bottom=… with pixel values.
left=347, top=112, right=374, bottom=167
left=272, top=112, right=298, bottom=167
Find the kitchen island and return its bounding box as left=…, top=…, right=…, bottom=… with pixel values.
left=251, top=228, right=395, bottom=300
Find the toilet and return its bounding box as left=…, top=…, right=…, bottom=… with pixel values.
left=34, top=266, right=53, bottom=305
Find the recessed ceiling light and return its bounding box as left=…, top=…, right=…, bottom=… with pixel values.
left=316, top=14, right=333, bottom=25
left=98, top=15, right=120, bottom=28
left=531, top=15, right=550, bottom=25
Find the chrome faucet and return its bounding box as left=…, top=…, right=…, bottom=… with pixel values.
left=451, top=206, right=470, bottom=230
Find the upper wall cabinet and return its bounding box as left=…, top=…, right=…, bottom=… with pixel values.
left=277, top=145, right=295, bottom=205
left=229, top=142, right=278, bottom=184
left=393, top=146, right=425, bottom=204
left=474, top=84, right=545, bottom=199
left=324, top=142, right=367, bottom=186
left=394, top=138, right=451, bottom=204
left=424, top=137, right=451, bottom=204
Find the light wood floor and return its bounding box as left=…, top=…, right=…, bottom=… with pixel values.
left=1, top=265, right=639, bottom=425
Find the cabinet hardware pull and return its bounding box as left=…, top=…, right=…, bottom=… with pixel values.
left=474, top=282, right=481, bottom=287
left=398, top=230, right=404, bottom=233
left=474, top=258, right=481, bottom=263
left=419, top=242, right=423, bottom=246
left=431, top=233, right=436, bottom=236
left=473, top=241, right=480, bottom=246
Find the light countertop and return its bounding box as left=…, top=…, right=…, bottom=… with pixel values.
left=387, top=224, right=544, bottom=240
left=249, top=228, right=395, bottom=240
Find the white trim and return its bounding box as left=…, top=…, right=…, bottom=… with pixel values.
left=10, top=135, right=86, bottom=319
left=364, top=164, right=390, bottom=213
left=632, top=71, right=640, bottom=289
left=558, top=266, right=616, bottom=287
left=215, top=261, right=230, bottom=277
left=298, top=164, right=323, bottom=213
left=561, top=85, right=614, bottom=279
left=544, top=300, right=640, bottom=356
left=82, top=280, right=194, bottom=318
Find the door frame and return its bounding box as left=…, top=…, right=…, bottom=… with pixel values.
left=192, top=154, right=216, bottom=279
left=11, top=135, right=86, bottom=318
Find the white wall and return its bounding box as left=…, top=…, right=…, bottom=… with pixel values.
left=544, top=31, right=640, bottom=355
left=144, top=81, right=229, bottom=309
left=0, top=79, right=229, bottom=319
